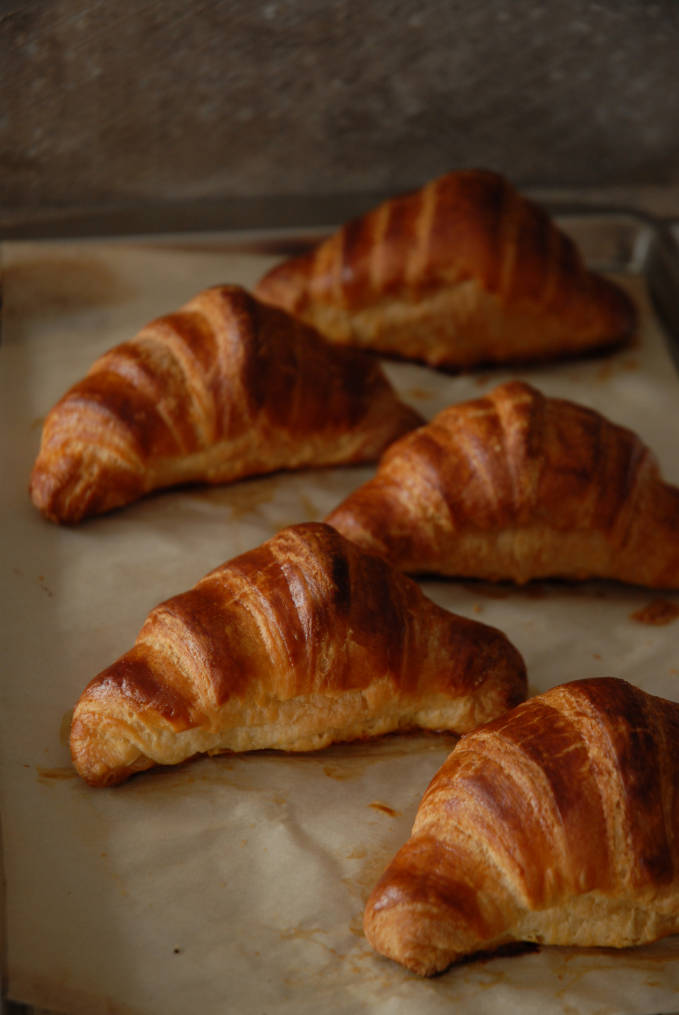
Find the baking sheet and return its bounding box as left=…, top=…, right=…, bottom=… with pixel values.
left=2, top=219, right=679, bottom=1015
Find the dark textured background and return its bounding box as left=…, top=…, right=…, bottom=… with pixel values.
left=2, top=0, right=679, bottom=233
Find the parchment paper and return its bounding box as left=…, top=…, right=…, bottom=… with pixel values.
left=2, top=233, right=679, bottom=1015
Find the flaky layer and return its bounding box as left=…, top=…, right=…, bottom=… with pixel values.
left=326, top=380, right=679, bottom=588
left=255, top=169, right=636, bottom=368
left=70, top=522, right=526, bottom=786
left=30, top=285, right=422, bottom=523
left=364, top=678, right=679, bottom=975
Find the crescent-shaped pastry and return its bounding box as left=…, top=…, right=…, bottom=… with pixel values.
left=30, top=285, right=422, bottom=523
left=255, top=169, right=636, bottom=368
left=69, top=522, right=527, bottom=787
left=364, top=677, right=679, bottom=975
left=326, top=380, right=679, bottom=587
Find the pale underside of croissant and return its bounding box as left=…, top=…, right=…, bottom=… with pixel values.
left=30, top=285, right=423, bottom=523
left=326, top=380, right=679, bottom=588
left=70, top=522, right=527, bottom=787
left=364, top=677, right=679, bottom=976
left=255, top=169, right=636, bottom=369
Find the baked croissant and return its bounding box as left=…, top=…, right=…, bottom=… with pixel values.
left=70, top=522, right=527, bottom=787
left=255, top=168, right=636, bottom=369
left=326, top=380, right=679, bottom=587
left=364, top=677, right=679, bottom=976
left=30, top=284, right=423, bottom=523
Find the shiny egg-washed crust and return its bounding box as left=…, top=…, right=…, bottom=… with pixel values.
left=30, top=285, right=423, bottom=523
left=254, top=169, right=636, bottom=369
left=69, top=522, right=527, bottom=787
left=364, top=677, right=679, bottom=976
left=326, top=380, right=679, bottom=587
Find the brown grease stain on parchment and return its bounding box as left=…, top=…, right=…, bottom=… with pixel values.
left=59, top=710, right=74, bottom=745
left=36, top=766, right=78, bottom=782
left=595, top=355, right=640, bottom=382
left=464, top=579, right=616, bottom=601
left=36, top=713, right=77, bottom=782
left=36, top=573, right=55, bottom=598
left=225, top=479, right=279, bottom=519
left=404, top=386, right=436, bottom=401
left=546, top=941, right=679, bottom=1006
left=183, top=466, right=322, bottom=525
left=369, top=801, right=401, bottom=818
left=322, top=762, right=358, bottom=781
left=185, top=474, right=280, bottom=517
left=630, top=599, right=679, bottom=626
left=3, top=253, right=135, bottom=320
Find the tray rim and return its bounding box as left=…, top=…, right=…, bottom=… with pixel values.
left=3, top=204, right=679, bottom=374
left=3, top=207, right=679, bottom=1015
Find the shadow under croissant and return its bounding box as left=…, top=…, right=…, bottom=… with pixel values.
left=417, top=937, right=679, bottom=979
left=362, top=329, right=637, bottom=374
left=81, top=727, right=464, bottom=790
left=436, top=939, right=541, bottom=976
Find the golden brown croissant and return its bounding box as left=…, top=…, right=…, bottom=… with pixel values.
left=30, top=284, right=423, bottom=523
left=326, top=380, right=679, bottom=587
left=255, top=169, right=636, bottom=369
left=364, top=677, right=679, bottom=976
left=70, top=522, right=526, bottom=787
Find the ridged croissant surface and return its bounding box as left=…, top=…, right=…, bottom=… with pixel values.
left=326, top=380, right=679, bottom=587
left=364, top=677, right=679, bottom=976
left=70, top=522, right=527, bottom=787
left=255, top=169, right=636, bottom=369
left=30, top=285, right=423, bottom=523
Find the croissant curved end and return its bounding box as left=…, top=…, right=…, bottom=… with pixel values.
left=590, top=271, right=638, bottom=345
left=29, top=452, right=85, bottom=524
left=70, top=711, right=154, bottom=787
left=254, top=255, right=311, bottom=314
left=363, top=831, right=507, bottom=976
left=363, top=901, right=457, bottom=977
left=363, top=867, right=489, bottom=976
left=30, top=445, right=145, bottom=524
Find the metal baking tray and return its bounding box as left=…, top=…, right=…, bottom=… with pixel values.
left=2, top=195, right=679, bottom=358
left=2, top=205, right=679, bottom=1015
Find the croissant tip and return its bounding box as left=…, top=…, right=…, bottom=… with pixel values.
left=70, top=745, right=153, bottom=788
left=69, top=705, right=156, bottom=787
left=363, top=894, right=458, bottom=977
left=590, top=271, right=639, bottom=345
left=254, top=256, right=310, bottom=313
left=29, top=462, right=72, bottom=524
left=29, top=459, right=106, bottom=525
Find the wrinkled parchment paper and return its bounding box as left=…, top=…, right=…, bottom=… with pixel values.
left=2, top=233, right=679, bottom=1015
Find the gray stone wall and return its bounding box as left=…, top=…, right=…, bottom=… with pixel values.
left=2, top=0, right=679, bottom=231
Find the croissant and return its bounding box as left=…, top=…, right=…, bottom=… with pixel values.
left=364, top=677, right=679, bottom=975
left=254, top=168, right=636, bottom=369
left=30, top=284, right=423, bottom=523
left=70, top=522, right=527, bottom=787
left=326, top=380, right=679, bottom=587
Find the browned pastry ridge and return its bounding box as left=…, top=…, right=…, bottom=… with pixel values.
left=30, top=284, right=423, bottom=523
left=326, top=380, right=679, bottom=588
left=254, top=168, right=636, bottom=369
left=364, top=677, right=679, bottom=976
left=69, top=522, right=527, bottom=787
